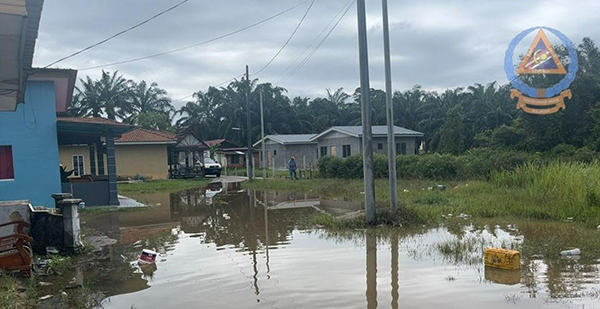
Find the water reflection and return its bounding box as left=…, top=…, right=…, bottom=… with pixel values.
left=74, top=183, right=600, bottom=308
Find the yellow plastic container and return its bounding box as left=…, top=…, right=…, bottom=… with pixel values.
left=484, top=248, right=520, bottom=270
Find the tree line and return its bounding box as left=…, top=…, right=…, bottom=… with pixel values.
left=64, top=37, right=600, bottom=154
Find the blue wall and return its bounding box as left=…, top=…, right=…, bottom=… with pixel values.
left=0, top=81, right=61, bottom=207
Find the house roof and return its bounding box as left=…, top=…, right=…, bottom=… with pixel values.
left=311, top=126, right=424, bottom=140
left=253, top=134, right=317, bottom=147
left=116, top=127, right=177, bottom=145
left=57, top=117, right=132, bottom=126
left=204, top=139, right=226, bottom=147
left=56, top=117, right=134, bottom=145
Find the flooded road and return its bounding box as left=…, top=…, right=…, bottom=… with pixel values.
left=74, top=182, right=600, bottom=309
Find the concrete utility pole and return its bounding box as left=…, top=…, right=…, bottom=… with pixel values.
left=245, top=65, right=253, bottom=181
left=260, top=89, right=267, bottom=180
left=357, top=0, right=376, bottom=223
left=382, top=0, right=398, bottom=211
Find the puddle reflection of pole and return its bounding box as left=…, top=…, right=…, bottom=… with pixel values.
left=366, top=231, right=378, bottom=309
left=264, top=191, right=270, bottom=274
left=250, top=190, right=260, bottom=296
left=391, top=231, right=399, bottom=309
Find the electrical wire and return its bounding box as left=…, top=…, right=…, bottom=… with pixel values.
left=78, top=0, right=312, bottom=71
left=279, top=0, right=354, bottom=84
left=44, top=0, right=190, bottom=69
left=282, top=0, right=351, bottom=76
left=251, top=0, right=316, bottom=76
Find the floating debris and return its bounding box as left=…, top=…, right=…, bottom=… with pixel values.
left=139, top=249, right=158, bottom=263
left=484, top=248, right=520, bottom=270
left=39, top=295, right=53, bottom=301
left=437, top=185, right=447, bottom=191
left=560, top=248, right=581, bottom=256
left=458, top=213, right=471, bottom=219
left=403, top=189, right=409, bottom=193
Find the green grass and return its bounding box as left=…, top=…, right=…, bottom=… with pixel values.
left=47, top=256, right=72, bottom=274
left=118, top=178, right=210, bottom=194
left=0, top=273, right=37, bottom=309
left=245, top=161, right=600, bottom=228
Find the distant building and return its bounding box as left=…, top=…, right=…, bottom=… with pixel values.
left=204, top=139, right=258, bottom=169
left=253, top=134, right=318, bottom=170
left=59, top=127, right=177, bottom=181
left=253, top=126, right=424, bottom=170
left=312, top=126, right=424, bottom=158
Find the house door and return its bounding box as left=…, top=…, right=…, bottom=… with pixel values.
left=267, top=150, right=272, bottom=168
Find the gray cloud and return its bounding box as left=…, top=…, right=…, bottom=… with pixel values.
left=33, top=0, right=600, bottom=109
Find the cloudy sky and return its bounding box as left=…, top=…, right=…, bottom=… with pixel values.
left=32, top=0, right=600, bottom=109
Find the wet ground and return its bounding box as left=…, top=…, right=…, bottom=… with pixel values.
left=47, top=181, right=600, bottom=308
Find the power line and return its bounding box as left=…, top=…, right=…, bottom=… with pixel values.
left=44, top=0, right=189, bottom=69
left=78, top=0, right=312, bottom=71
left=282, top=0, right=351, bottom=76
left=279, top=0, right=354, bottom=84
left=252, top=0, right=316, bottom=76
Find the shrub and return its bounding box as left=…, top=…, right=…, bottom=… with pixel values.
left=317, top=148, right=599, bottom=181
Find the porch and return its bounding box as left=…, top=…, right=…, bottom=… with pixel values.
left=57, top=117, right=134, bottom=206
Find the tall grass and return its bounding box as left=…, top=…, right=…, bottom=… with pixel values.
left=491, top=161, right=600, bottom=226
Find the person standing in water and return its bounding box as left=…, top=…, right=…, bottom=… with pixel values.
left=288, top=156, right=297, bottom=180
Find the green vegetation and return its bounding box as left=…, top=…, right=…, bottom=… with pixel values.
left=65, top=38, right=600, bottom=159
left=246, top=161, right=600, bottom=228
left=118, top=179, right=209, bottom=194
left=317, top=148, right=598, bottom=180
left=0, top=273, right=37, bottom=309
left=47, top=256, right=73, bottom=274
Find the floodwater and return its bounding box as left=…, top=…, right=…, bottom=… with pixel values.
left=71, top=181, right=600, bottom=309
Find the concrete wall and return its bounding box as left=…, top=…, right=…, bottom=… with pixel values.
left=260, top=141, right=318, bottom=170
left=317, top=132, right=361, bottom=158
left=316, top=132, right=420, bottom=158
left=372, top=137, right=419, bottom=155
left=59, top=144, right=170, bottom=180
left=115, top=144, right=170, bottom=179
left=59, top=145, right=90, bottom=174
left=0, top=81, right=61, bottom=207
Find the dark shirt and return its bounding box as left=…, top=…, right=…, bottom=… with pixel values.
left=288, top=159, right=297, bottom=171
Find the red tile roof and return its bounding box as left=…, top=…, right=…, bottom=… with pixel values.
left=57, top=117, right=131, bottom=126
left=204, top=139, right=226, bottom=147
left=116, top=127, right=177, bottom=144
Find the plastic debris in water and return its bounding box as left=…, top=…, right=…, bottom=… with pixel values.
left=559, top=248, right=581, bottom=256
left=139, top=249, right=158, bottom=263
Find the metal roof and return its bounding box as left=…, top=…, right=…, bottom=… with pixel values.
left=311, top=126, right=424, bottom=140
left=253, top=134, right=316, bottom=147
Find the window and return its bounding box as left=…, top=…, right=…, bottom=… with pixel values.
left=320, top=146, right=327, bottom=157
left=377, top=143, right=383, bottom=150
left=231, top=155, right=240, bottom=164
left=330, top=146, right=337, bottom=157
left=0, top=146, right=14, bottom=180
left=72, top=155, right=85, bottom=177
left=342, top=145, right=351, bottom=158
left=396, top=143, right=407, bottom=155
left=273, top=150, right=277, bottom=156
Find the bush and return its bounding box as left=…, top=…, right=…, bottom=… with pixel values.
left=317, top=148, right=599, bottom=180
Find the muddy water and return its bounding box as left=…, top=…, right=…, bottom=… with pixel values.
left=76, top=182, right=600, bottom=309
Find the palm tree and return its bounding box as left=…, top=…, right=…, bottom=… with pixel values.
left=326, top=87, right=350, bottom=106
left=126, top=81, right=174, bottom=125
left=72, top=71, right=132, bottom=120
left=468, top=82, right=515, bottom=132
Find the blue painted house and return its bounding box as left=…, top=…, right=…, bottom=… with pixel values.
left=1, top=1, right=132, bottom=207
left=0, top=81, right=65, bottom=207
